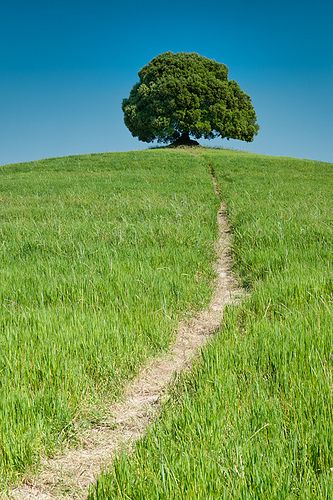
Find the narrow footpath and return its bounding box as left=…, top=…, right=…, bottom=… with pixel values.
left=11, top=170, right=241, bottom=499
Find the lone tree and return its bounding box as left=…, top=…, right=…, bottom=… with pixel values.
left=122, top=52, right=259, bottom=146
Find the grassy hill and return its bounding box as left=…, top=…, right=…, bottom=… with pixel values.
left=0, top=150, right=218, bottom=487
left=90, top=150, right=333, bottom=499
left=1, top=149, right=332, bottom=497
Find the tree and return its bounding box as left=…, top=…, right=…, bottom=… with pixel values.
left=122, top=52, right=259, bottom=146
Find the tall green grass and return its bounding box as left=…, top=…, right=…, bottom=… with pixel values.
left=91, top=150, right=333, bottom=499
left=0, top=151, right=218, bottom=486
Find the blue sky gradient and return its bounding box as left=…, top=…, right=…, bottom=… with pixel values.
left=1, top=0, right=332, bottom=164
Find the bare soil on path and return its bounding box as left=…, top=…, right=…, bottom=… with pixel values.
left=10, top=173, right=241, bottom=499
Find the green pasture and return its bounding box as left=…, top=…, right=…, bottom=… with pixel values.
left=91, top=150, right=333, bottom=499
left=0, top=151, right=218, bottom=486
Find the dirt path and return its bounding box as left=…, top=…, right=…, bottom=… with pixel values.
left=10, top=172, right=241, bottom=499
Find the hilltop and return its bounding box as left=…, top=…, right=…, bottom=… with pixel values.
left=0, top=149, right=332, bottom=498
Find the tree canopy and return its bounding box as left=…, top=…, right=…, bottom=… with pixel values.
left=122, top=52, right=259, bottom=145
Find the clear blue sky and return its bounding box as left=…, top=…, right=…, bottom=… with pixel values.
left=1, top=0, right=332, bottom=165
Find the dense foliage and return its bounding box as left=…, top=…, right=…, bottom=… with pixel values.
left=122, top=52, right=259, bottom=144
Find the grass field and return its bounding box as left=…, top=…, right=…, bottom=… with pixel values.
left=90, top=150, right=333, bottom=499
left=0, top=151, right=219, bottom=486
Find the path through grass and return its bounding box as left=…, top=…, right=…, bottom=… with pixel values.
left=0, top=151, right=218, bottom=487
left=91, top=150, right=333, bottom=499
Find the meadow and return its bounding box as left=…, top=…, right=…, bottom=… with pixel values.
left=0, top=151, right=219, bottom=487
left=90, top=150, right=333, bottom=499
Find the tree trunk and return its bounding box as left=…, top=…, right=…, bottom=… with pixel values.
left=181, top=132, right=190, bottom=144
left=171, top=132, right=200, bottom=147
